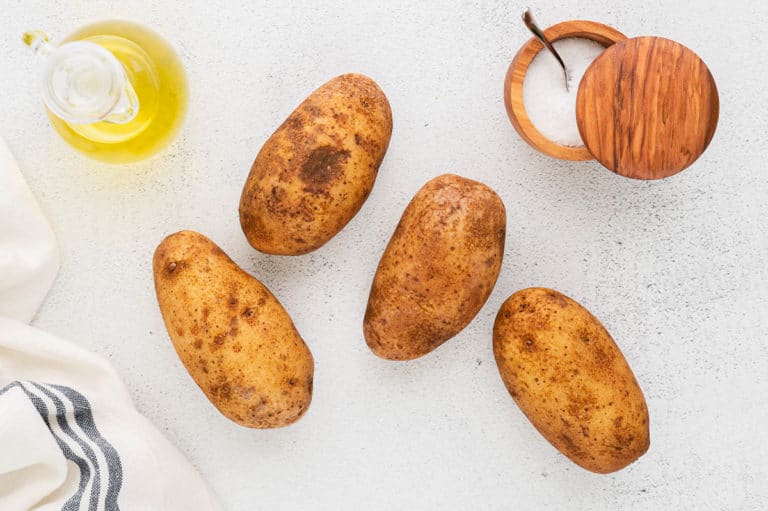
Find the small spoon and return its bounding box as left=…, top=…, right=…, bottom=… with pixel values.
left=522, top=9, right=570, bottom=91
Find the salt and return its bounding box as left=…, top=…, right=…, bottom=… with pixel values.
left=522, top=38, right=606, bottom=147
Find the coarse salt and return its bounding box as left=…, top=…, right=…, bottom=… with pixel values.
left=522, top=37, right=606, bottom=147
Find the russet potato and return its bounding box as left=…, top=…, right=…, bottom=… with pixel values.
left=239, top=73, right=393, bottom=255
left=364, top=174, right=507, bottom=360
left=493, top=288, right=649, bottom=473
left=153, top=230, right=314, bottom=428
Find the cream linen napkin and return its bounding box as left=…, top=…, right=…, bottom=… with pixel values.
left=0, top=137, right=58, bottom=323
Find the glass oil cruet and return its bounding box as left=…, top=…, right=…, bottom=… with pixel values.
left=22, top=21, right=188, bottom=164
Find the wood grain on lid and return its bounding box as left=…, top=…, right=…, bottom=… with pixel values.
left=576, top=36, right=719, bottom=179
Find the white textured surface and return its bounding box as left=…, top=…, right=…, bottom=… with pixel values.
left=2, top=1, right=767, bottom=509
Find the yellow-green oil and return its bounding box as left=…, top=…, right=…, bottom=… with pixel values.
left=48, top=21, right=188, bottom=163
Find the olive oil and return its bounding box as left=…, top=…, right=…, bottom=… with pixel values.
left=25, top=21, right=187, bottom=164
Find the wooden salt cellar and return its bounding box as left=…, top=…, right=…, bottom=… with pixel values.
left=504, top=20, right=627, bottom=161
left=505, top=21, right=720, bottom=180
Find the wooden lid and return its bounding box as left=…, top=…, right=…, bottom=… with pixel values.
left=576, top=36, right=719, bottom=179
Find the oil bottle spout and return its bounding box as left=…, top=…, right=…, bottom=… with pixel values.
left=22, top=30, right=55, bottom=58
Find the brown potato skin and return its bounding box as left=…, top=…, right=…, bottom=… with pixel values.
left=239, top=73, right=393, bottom=255
left=493, top=288, right=649, bottom=473
left=153, top=231, right=314, bottom=428
left=364, top=174, right=506, bottom=360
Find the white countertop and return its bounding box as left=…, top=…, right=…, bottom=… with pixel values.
left=2, top=1, right=767, bottom=509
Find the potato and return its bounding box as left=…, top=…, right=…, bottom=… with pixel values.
left=153, top=230, right=314, bottom=428
left=239, top=73, right=393, bottom=255
left=493, top=288, right=649, bottom=473
left=364, top=174, right=506, bottom=360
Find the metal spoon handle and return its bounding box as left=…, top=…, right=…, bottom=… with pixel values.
left=522, top=9, right=570, bottom=91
